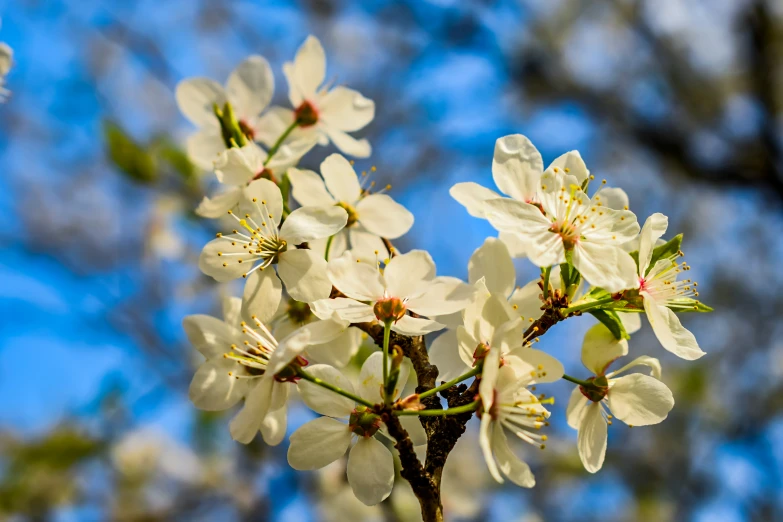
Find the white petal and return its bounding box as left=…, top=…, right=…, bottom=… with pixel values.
left=186, top=129, right=226, bottom=170
left=480, top=416, right=503, bottom=483
left=479, top=346, right=501, bottom=410
left=638, top=213, right=669, bottom=276
left=320, top=153, right=362, bottom=203
left=222, top=296, right=243, bottom=326
left=607, top=373, right=674, bottom=426
left=491, top=423, right=535, bottom=487
left=175, top=78, right=225, bottom=127
left=288, top=416, right=352, bottom=470
left=260, top=406, right=287, bottom=446
left=213, top=145, right=259, bottom=186
left=188, top=357, right=248, bottom=411
left=608, top=355, right=662, bottom=380
left=320, top=86, right=375, bottom=132
left=405, top=277, right=475, bottom=317
left=492, top=134, right=543, bottom=202
left=478, top=293, right=516, bottom=344
left=241, top=178, right=284, bottom=227
left=468, top=237, right=515, bottom=298
left=229, top=377, right=274, bottom=443
left=226, top=55, right=274, bottom=118
left=255, top=106, right=296, bottom=147
left=619, top=312, right=642, bottom=334
left=573, top=242, right=638, bottom=293
left=383, top=250, right=436, bottom=299
left=198, top=237, right=248, bottom=282
left=241, top=269, right=282, bottom=325
left=327, top=250, right=385, bottom=301
left=278, top=249, right=332, bottom=303
left=498, top=231, right=530, bottom=258
left=347, top=226, right=388, bottom=260
left=287, top=35, right=326, bottom=104
left=566, top=386, right=589, bottom=430
left=504, top=347, right=564, bottom=384
left=195, top=189, right=242, bottom=218
left=308, top=327, right=363, bottom=367
left=183, top=314, right=240, bottom=359
left=311, top=297, right=375, bottom=323
left=484, top=198, right=551, bottom=236
left=347, top=437, right=395, bottom=505
left=547, top=150, right=589, bottom=184
left=279, top=205, right=348, bottom=244
left=322, top=125, right=372, bottom=158
left=581, top=323, right=629, bottom=376
left=643, top=295, right=705, bottom=360
left=391, top=315, right=445, bottom=336
left=449, top=182, right=502, bottom=219
left=456, top=326, right=480, bottom=369
left=508, top=279, right=545, bottom=323
left=577, top=402, right=607, bottom=473
left=311, top=229, right=348, bottom=260
left=592, top=187, right=629, bottom=211
left=428, top=329, right=470, bottom=382
left=298, top=364, right=356, bottom=417
left=357, top=352, right=385, bottom=404
left=355, top=194, right=414, bottom=239
left=399, top=416, right=428, bottom=447
left=287, top=167, right=335, bottom=206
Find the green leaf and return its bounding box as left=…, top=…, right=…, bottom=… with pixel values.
left=104, top=121, right=157, bottom=183
left=589, top=309, right=629, bottom=340
left=154, top=137, right=197, bottom=184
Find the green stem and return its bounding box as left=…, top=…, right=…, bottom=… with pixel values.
left=324, top=235, right=334, bottom=261
left=562, top=374, right=594, bottom=388
left=395, top=401, right=480, bottom=416
left=264, top=120, right=299, bottom=166
left=296, top=368, right=375, bottom=409
left=542, top=266, right=552, bottom=300
left=418, top=366, right=481, bottom=400
left=382, top=320, right=392, bottom=406
left=562, top=296, right=615, bottom=315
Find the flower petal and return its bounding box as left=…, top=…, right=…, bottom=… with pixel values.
left=241, top=178, right=284, bottom=227
left=508, top=279, right=545, bottom=323
left=638, top=213, right=669, bottom=276
left=186, top=129, right=226, bottom=170
left=405, top=277, right=475, bottom=317
left=480, top=416, right=503, bottom=483
left=213, top=145, right=260, bottom=186
left=288, top=416, right=352, bottom=470
left=347, top=437, right=395, bottom=505
left=592, top=187, right=629, bottom=211
left=383, top=250, right=436, bottom=299
left=308, top=326, right=363, bottom=368
left=322, top=125, right=372, bottom=158
left=619, top=312, right=642, bottom=334
left=195, top=189, right=242, bottom=218
left=357, top=352, right=384, bottom=403
left=504, top=347, right=564, bottom=384
left=581, top=323, right=629, bottom=376
left=287, top=167, right=335, bottom=206
left=428, top=329, right=470, bottom=382
left=280, top=205, right=348, bottom=245
left=320, top=86, right=375, bottom=132
left=546, top=150, right=589, bottom=184
left=643, top=295, right=705, bottom=360
left=449, top=182, right=502, bottom=219
left=319, top=153, right=362, bottom=203
left=468, top=237, right=515, bottom=298
left=175, top=78, right=225, bottom=127
left=577, top=402, right=607, bottom=473
left=188, top=357, right=249, bottom=411
left=347, top=226, right=388, bottom=260
left=278, top=248, right=332, bottom=303
left=607, top=355, right=662, bottom=380
left=241, top=268, right=282, bottom=325
left=327, top=250, right=385, bottom=301
left=573, top=242, right=638, bottom=293
left=607, top=373, right=674, bottom=426
left=198, top=237, right=249, bottom=282
left=183, top=314, right=240, bottom=359
left=355, top=194, right=414, bottom=239
left=311, top=297, right=375, bottom=323
left=492, top=134, right=543, bottom=202
left=229, top=377, right=274, bottom=443
left=226, top=55, right=274, bottom=118
left=491, top=424, right=535, bottom=487
left=391, top=315, right=445, bottom=336
left=566, top=386, right=589, bottom=430
left=498, top=231, right=530, bottom=258
left=298, top=364, right=356, bottom=417
left=260, top=406, right=287, bottom=446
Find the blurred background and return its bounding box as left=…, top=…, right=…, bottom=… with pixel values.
left=1, top=0, right=782, bottom=520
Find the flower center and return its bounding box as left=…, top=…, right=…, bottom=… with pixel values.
left=273, top=355, right=308, bottom=383
left=348, top=406, right=382, bottom=437
left=373, top=297, right=406, bottom=323
left=549, top=220, right=580, bottom=250
left=336, top=201, right=359, bottom=227
left=286, top=299, right=313, bottom=325
left=638, top=254, right=698, bottom=306
left=223, top=317, right=280, bottom=380
left=294, top=100, right=319, bottom=127
left=253, top=167, right=277, bottom=184
left=579, top=375, right=609, bottom=402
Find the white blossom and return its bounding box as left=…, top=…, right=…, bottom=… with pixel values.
left=566, top=324, right=674, bottom=472
left=288, top=353, right=409, bottom=505
left=313, top=249, right=475, bottom=336
left=176, top=55, right=274, bottom=168
left=256, top=36, right=375, bottom=158
left=0, top=41, right=12, bottom=101
left=199, top=179, right=348, bottom=302
left=288, top=153, right=413, bottom=259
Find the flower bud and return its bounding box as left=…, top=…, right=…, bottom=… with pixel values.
left=396, top=394, right=424, bottom=411
left=374, top=297, right=406, bottom=324
left=273, top=355, right=308, bottom=383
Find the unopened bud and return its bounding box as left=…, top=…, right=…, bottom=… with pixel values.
left=396, top=394, right=424, bottom=411
left=374, top=297, right=406, bottom=323
left=473, top=342, right=490, bottom=363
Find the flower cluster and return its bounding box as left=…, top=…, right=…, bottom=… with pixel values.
left=180, top=36, right=711, bottom=515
